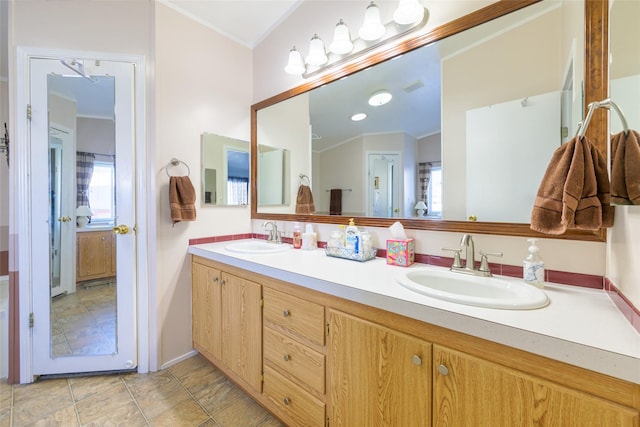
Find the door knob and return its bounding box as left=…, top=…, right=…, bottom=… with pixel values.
left=112, top=224, right=130, bottom=235
left=58, top=216, right=71, bottom=222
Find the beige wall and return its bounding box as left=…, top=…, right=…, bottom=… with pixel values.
left=154, top=2, right=252, bottom=366
left=77, top=118, right=115, bottom=156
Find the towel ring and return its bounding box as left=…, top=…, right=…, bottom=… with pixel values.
left=299, top=173, right=310, bottom=186
left=165, top=158, right=190, bottom=177
left=576, top=98, right=629, bottom=138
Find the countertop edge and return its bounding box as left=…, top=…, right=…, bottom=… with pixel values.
left=188, top=244, right=640, bottom=384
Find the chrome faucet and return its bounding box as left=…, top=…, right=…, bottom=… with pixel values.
left=263, top=221, right=281, bottom=243
left=443, top=234, right=503, bottom=277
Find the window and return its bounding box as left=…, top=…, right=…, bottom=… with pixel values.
left=427, top=167, right=442, bottom=217
left=88, top=161, right=115, bottom=222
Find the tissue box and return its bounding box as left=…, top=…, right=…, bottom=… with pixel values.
left=386, top=239, right=415, bottom=267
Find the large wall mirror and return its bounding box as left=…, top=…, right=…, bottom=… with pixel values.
left=609, top=0, right=640, bottom=206
left=252, top=0, right=608, bottom=241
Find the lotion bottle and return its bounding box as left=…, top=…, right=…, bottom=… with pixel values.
left=523, top=238, right=544, bottom=288
left=345, top=218, right=360, bottom=254
left=293, top=223, right=302, bottom=249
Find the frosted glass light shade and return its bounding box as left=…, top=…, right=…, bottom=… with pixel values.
left=306, top=34, right=328, bottom=66
left=284, top=46, right=305, bottom=75
left=414, top=200, right=427, bottom=216
left=76, top=205, right=93, bottom=216
left=329, top=19, right=354, bottom=55
left=393, top=0, right=425, bottom=25
left=359, top=2, right=386, bottom=41
left=368, top=90, right=392, bottom=106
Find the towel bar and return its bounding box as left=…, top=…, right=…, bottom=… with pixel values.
left=165, top=158, right=190, bottom=177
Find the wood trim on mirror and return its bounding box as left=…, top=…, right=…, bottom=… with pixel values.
left=251, top=0, right=607, bottom=242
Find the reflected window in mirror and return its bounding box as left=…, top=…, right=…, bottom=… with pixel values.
left=201, top=133, right=250, bottom=206
left=88, top=158, right=116, bottom=224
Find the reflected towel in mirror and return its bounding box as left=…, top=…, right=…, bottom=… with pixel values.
left=531, top=136, right=614, bottom=234
left=611, top=130, right=640, bottom=205
left=169, top=176, right=196, bottom=225
left=295, top=184, right=315, bottom=214
left=330, top=189, right=342, bottom=215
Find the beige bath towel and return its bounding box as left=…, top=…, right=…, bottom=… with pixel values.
left=531, top=136, right=613, bottom=234
left=169, top=176, right=196, bottom=225
left=295, top=184, right=315, bottom=214
left=611, top=130, right=640, bottom=205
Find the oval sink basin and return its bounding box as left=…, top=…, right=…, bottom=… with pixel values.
left=395, top=268, right=549, bottom=310
left=225, top=240, right=291, bottom=254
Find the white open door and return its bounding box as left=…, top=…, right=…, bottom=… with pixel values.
left=29, top=57, right=138, bottom=375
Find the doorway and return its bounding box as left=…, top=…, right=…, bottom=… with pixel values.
left=366, top=152, right=401, bottom=217
left=13, top=49, right=149, bottom=382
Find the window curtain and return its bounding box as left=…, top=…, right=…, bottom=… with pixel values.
left=227, top=177, right=249, bottom=205
left=76, top=152, right=96, bottom=208
left=418, top=162, right=431, bottom=203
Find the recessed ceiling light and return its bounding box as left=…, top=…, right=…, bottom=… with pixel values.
left=368, top=90, right=392, bottom=106
left=351, top=113, right=367, bottom=121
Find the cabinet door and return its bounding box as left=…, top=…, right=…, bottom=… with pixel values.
left=191, top=262, right=222, bottom=360
left=76, top=231, right=114, bottom=281
left=221, top=272, right=263, bottom=392
left=329, top=310, right=432, bottom=427
left=433, top=345, right=640, bottom=427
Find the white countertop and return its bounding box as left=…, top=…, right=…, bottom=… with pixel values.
left=189, top=240, right=640, bottom=384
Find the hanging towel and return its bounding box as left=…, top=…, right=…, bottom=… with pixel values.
left=169, top=176, right=196, bottom=225
left=295, top=184, right=316, bottom=214
left=330, top=189, right=342, bottom=215
left=531, top=136, right=614, bottom=234
left=611, top=130, right=640, bottom=205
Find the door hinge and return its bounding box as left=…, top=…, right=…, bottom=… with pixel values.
left=260, top=372, right=264, bottom=382
left=260, top=298, right=264, bottom=308
left=326, top=417, right=330, bottom=427
left=26, top=104, right=32, bottom=120
left=29, top=312, right=34, bottom=328
left=326, top=322, right=330, bottom=336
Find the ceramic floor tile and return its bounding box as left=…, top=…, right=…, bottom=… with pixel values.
left=130, top=374, right=192, bottom=420
left=147, top=398, right=210, bottom=427
left=29, top=404, right=79, bottom=427
left=75, top=381, right=137, bottom=425
left=12, top=379, right=73, bottom=425
left=69, top=374, right=123, bottom=402
left=206, top=383, right=273, bottom=427
left=82, top=401, right=147, bottom=427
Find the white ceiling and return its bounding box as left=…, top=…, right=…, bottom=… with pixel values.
left=160, top=0, right=303, bottom=48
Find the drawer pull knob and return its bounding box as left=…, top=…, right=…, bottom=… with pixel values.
left=283, top=397, right=291, bottom=405
left=438, top=364, right=449, bottom=376
left=412, top=354, right=422, bottom=366
left=283, top=309, right=290, bottom=318
left=283, top=354, right=291, bottom=362
left=212, top=277, right=219, bottom=283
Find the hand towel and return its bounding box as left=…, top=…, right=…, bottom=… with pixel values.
left=330, top=189, right=342, bottom=215
left=531, top=136, right=613, bottom=234
left=295, top=184, right=316, bottom=214
left=611, top=130, right=640, bottom=205
left=169, top=176, right=196, bottom=225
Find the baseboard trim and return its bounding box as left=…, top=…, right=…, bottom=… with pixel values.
left=160, top=350, right=198, bottom=370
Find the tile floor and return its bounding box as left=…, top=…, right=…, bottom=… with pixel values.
left=51, top=283, right=116, bottom=357
left=0, top=354, right=284, bottom=426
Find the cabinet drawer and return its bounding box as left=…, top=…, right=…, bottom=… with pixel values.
left=263, top=365, right=325, bottom=427
left=263, top=288, right=325, bottom=346
left=264, top=327, right=325, bottom=395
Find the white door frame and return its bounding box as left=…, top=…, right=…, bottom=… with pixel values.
left=13, top=47, right=155, bottom=383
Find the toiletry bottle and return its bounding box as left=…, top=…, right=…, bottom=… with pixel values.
left=523, top=238, right=544, bottom=288
left=345, top=218, right=360, bottom=254
left=293, top=223, right=302, bottom=249
left=302, top=224, right=317, bottom=250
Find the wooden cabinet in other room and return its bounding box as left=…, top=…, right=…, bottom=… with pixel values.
left=76, top=230, right=115, bottom=282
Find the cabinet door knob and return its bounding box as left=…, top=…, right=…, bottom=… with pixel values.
left=283, top=354, right=291, bottom=362
left=220, top=279, right=225, bottom=286
left=412, top=354, right=422, bottom=366
left=438, top=364, right=449, bottom=376
left=212, top=277, right=219, bottom=283
left=283, top=397, right=291, bottom=405
left=283, top=309, right=290, bottom=318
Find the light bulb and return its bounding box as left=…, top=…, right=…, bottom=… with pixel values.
left=359, top=2, right=386, bottom=41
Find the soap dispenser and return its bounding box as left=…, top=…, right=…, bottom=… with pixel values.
left=523, top=238, right=545, bottom=288
left=345, top=218, right=360, bottom=254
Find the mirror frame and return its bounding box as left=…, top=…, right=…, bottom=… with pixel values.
left=251, top=0, right=608, bottom=242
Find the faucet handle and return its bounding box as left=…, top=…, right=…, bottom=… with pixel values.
left=442, top=248, right=463, bottom=268
left=479, top=251, right=503, bottom=273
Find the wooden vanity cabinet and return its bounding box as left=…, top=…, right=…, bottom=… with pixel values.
left=433, top=345, right=640, bottom=427
left=328, top=309, right=432, bottom=427
left=191, top=256, right=262, bottom=392
left=76, top=230, right=116, bottom=282
left=262, top=288, right=326, bottom=427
